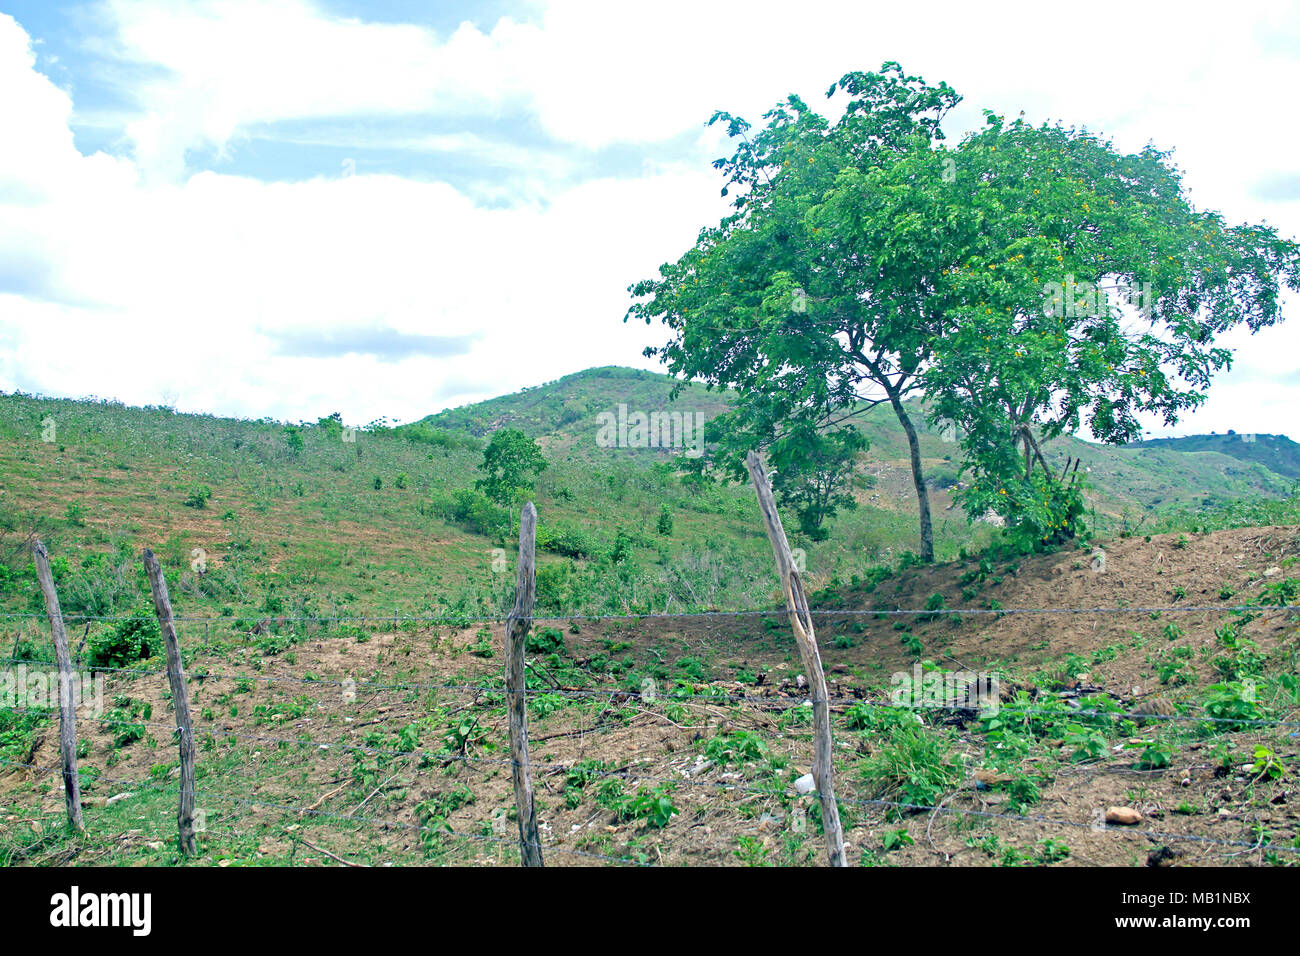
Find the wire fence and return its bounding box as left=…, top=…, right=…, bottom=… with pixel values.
left=6, top=659, right=1300, bottom=728
left=1, top=600, right=1298, bottom=624
left=4, top=591, right=1299, bottom=867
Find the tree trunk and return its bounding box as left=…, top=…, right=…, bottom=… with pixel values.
left=885, top=388, right=934, bottom=563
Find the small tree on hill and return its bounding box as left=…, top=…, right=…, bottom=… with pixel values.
left=476, top=429, right=547, bottom=508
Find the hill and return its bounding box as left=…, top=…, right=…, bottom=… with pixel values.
left=1133, top=433, right=1300, bottom=482
left=415, top=365, right=1296, bottom=527
left=1, top=369, right=1297, bottom=630
left=1, top=377, right=1299, bottom=869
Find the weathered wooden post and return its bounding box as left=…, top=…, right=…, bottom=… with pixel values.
left=745, top=451, right=846, bottom=866
left=142, top=549, right=198, bottom=855
left=31, top=541, right=85, bottom=833
left=505, top=502, right=543, bottom=866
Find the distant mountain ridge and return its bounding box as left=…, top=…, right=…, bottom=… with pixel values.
left=411, top=365, right=1298, bottom=521
left=1131, top=433, right=1300, bottom=482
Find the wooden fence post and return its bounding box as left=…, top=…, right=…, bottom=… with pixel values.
left=505, top=502, right=543, bottom=866
left=142, top=549, right=198, bottom=856
left=31, top=541, right=85, bottom=834
left=744, top=452, right=846, bottom=866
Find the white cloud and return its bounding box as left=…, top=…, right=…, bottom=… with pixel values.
left=2, top=1, right=1300, bottom=437
left=0, top=9, right=725, bottom=423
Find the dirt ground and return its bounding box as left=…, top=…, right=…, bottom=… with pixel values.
left=3, top=525, right=1298, bottom=866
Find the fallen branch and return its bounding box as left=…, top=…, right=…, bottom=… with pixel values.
left=299, top=837, right=366, bottom=867
left=304, top=782, right=349, bottom=813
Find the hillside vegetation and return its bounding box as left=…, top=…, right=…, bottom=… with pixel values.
left=0, top=368, right=1296, bottom=631
left=1133, top=433, right=1300, bottom=482
left=2, top=373, right=1300, bottom=868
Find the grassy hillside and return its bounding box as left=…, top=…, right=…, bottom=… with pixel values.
left=1, top=368, right=1295, bottom=633
left=1134, top=433, right=1300, bottom=482
left=3, top=375, right=1300, bottom=869
left=0, top=377, right=986, bottom=633
left=416, top=365, right=1295, bottom=529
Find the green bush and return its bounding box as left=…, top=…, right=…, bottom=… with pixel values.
left=87, top=607, right=160, bottom=669
left=861, top=715, right=961, bottom=817
left=427, top=488, right=509, bottom=538
left=398, top=422, right=482, bottom=454
left=31, top=545, right=141, bottom=619
left=535, top=561, right=578, bottom=611
left=526, top=626, right=566, bottom=655
left=182, top=485, right=212, bottom=509
left=537, top=521, right=601, bottom=559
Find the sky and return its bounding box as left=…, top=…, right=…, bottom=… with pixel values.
left=1, top=0, right=1298, bottom=438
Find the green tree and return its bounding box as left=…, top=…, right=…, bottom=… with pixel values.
left=476, top=428, right=547, bottom=507
left=316, top=412, right=344, bottom=440
left=656, top=505, right=674, bottom=536
left=630, top=63, right=1300, bottom=557
left=769, top=423, right=866, bottom=541
left=923, top=114, right=1300, bottom=548
left=629, top=64, right=963, bottom=560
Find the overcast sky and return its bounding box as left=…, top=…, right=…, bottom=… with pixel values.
left=1, top=0, right=1298, bottom=438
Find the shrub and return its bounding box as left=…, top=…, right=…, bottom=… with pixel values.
left=616, top=786, right=677, bottom=829
left=703, top=730, right=768, bottom=766
left=537, top=521, right=601, bottom=559
left=535, top=561, right=579, bottom=611
left=1202, top=681, right=1265, bottom=730
left=526, top=626, right=565, bottom=655
left=861, top=716, right=961, bottom=817
left=182, top=485, right=212, bottom=509
left=45, top=545, right=139, bottom=618
left=428, top=488, right=509, bottom=538
left=87, top=607, right=160, bottom=669
left=398, top=423, right=482, bottom=454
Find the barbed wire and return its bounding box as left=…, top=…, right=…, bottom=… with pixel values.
left=7, top=658, right=1299, bottom=727
left=1, top=600, right=1296, bottom=625
left=4, top=587, right=1298, bottom=864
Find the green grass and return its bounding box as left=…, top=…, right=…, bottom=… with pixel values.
left=1, top=366, right=1296, bottom=636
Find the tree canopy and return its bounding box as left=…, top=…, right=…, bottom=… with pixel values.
left=627, top=62, right=1300, bottom=555
left=476, top=428, right=547, bottom=508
